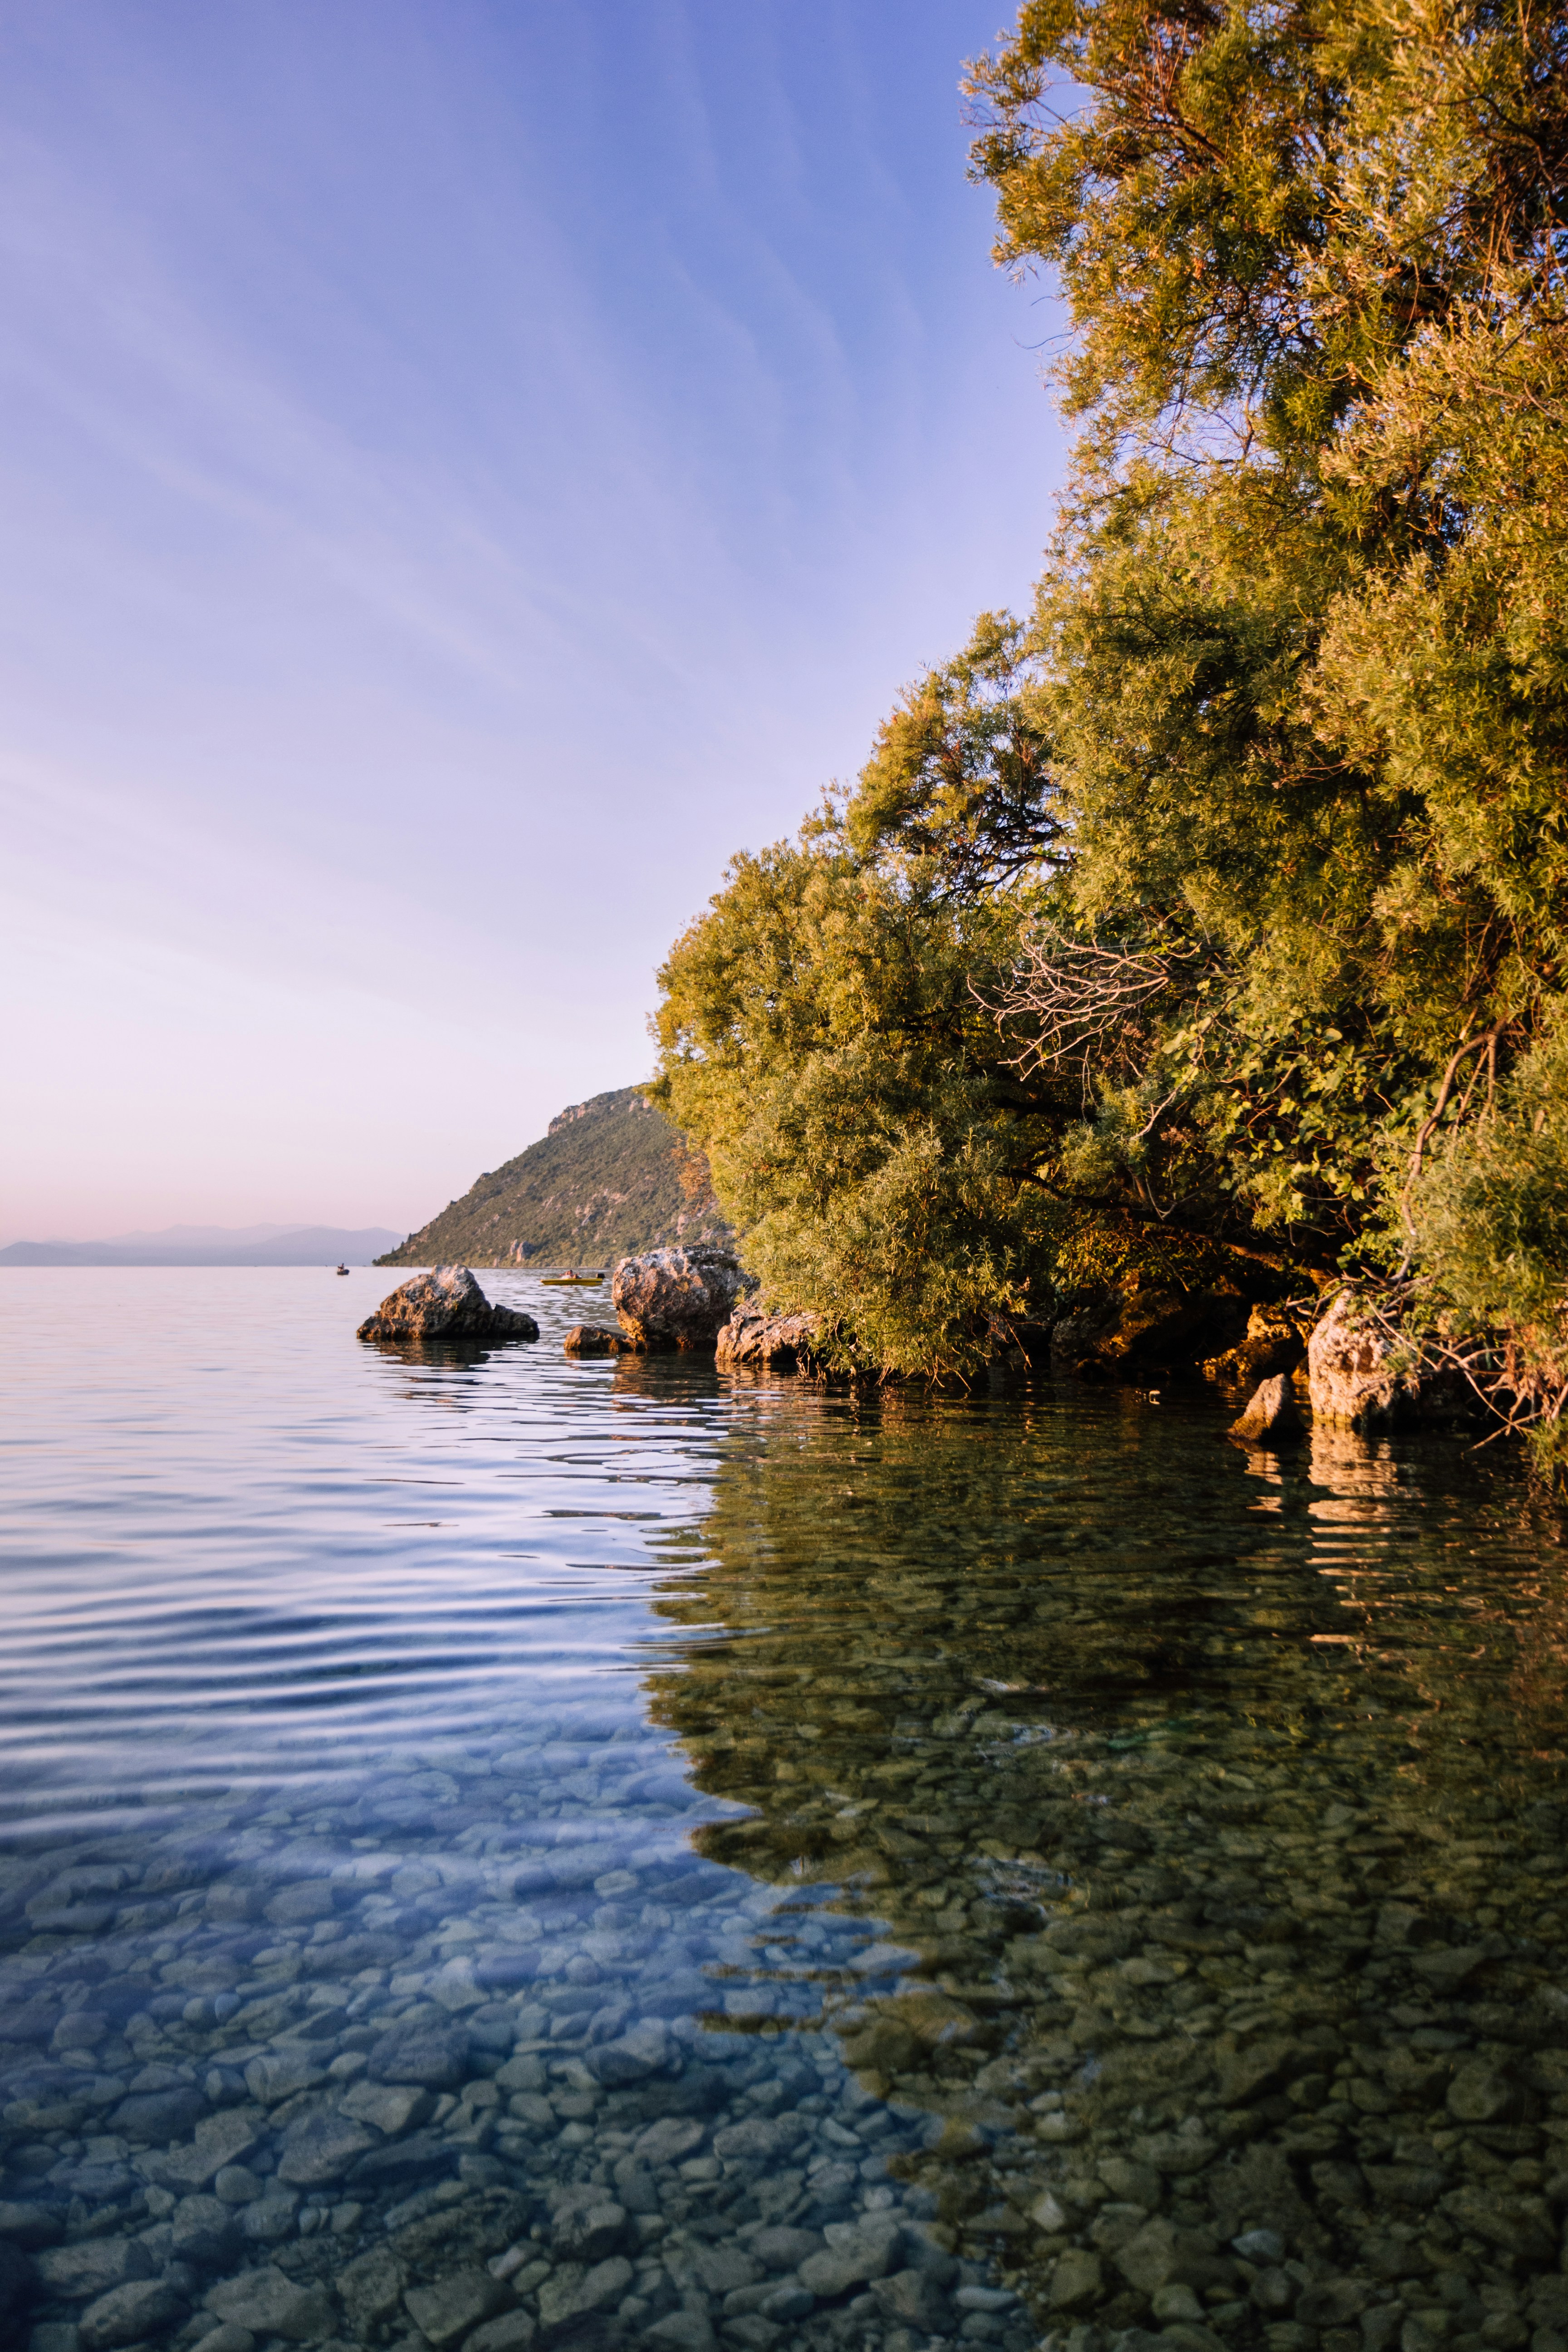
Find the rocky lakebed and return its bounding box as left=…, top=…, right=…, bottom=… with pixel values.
left=4, top=1267, right=1567, bottom=2352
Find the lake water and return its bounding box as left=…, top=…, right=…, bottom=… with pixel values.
left=2, top=1269, right=1567, bottom=2352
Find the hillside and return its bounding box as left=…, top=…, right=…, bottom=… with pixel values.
left=376, top=1086, right=732, bottom=1269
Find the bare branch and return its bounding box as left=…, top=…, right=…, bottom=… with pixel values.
left=981, top=926, right=1208, bottom=1074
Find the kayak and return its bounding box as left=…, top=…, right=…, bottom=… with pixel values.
left=539, top=1274, right=604, bottom=1286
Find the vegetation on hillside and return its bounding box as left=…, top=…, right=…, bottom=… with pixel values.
left=377, top=1087, right=730, bottom=1269
left=651, top=0, right=1568, bottom=1449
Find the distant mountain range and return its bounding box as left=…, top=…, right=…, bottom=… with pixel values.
left=0, top=1224, right=402, bottom=1267
left=376, top=1085, right=732, bottom=1268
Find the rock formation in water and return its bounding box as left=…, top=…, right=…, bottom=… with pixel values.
left=1307, top=1291, right=1472, bottom=1430
left=715, top=1304, right=823, bottom=1373
left=562, top=1324, right=631, bottom=1357
left=1203, top=1302, right=1309, bottom=1387
left=1229, top=1371, right=1303, bottom=1443
left=356, top=1266, right=539, bottom=1345
left=612, top=1247, right=749, bottom=1352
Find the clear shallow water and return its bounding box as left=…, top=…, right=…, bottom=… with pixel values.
left=2, top=1271, right=1567, bottom=2352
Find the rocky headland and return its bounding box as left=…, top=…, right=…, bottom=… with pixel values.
left=377, top=1093, right=731, bottom=1274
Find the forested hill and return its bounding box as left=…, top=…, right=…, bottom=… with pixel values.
left=376, top=1087, right=731, bottom=1269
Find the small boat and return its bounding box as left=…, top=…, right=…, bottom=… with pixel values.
left=539, top=1269, right=604, bottom=1286
left=334, top=1263, right=350, bottom=1276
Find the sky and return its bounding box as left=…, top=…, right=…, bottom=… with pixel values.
left=0, top=0, right=1069, bottom=1245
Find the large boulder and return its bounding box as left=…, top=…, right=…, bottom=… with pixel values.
left=358, top=1266, right=539, bottom=1345
left=1307, top=1290, right=1470, bottom=1430
left=612, top=1247, right=749, bottom=1352
left=715, top=1304, right=821, bottom=1373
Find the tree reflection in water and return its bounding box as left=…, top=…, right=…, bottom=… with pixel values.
left=639, top=1372, right=1568, bottom=2344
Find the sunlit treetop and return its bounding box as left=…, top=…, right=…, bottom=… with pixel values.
left=964, top=0, right=1568, bottom=462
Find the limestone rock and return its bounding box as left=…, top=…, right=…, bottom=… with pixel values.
left=169, top=2193, right=238, bottom=2265
left=537, top=2254, right=635, bottom=2328
left=339, top=2245, right=407, bottom=2332
left=1442, top=2185, right=1555, bottom=2258
left=1203, top=1302, right=1307, bottom=1385
left=264, top=1877, right=337, bottom=1926
left=342, top=2079, right=433, bottom=2134
left=634, top=2116, right=706, bottom=2166
left=1446, top=2058, right=1519, bottom=2123
left=1050, top=2249, right=1105, bottom=2311
left=1229, top=1372, right=1304, bottom=1444
left=563, top=1324, right=630, bottom=1357
left=1307, top=1289, right=1469, bottom=1430
left=35, top=2239, right=152, bottom=2299
left=643, top=2313, right=717, bottom=2351
left=1115, top=2218, right=1230, bottom=2294
left=583, top=2020, right=671, bottom=2082
left=240, top=2191, right=299, bottom=2241
left=1098, top=2156, right=1161, bottom=2208
left=353, top=2128, right=458, bottom=2190
left=244, top=2046, right=327, bottom=2106
left=358, top=1265, right=539, bottom=1345
left=612, top=1246, right=749, bottom=1352
left=872, top=2265, right=954, bottom=2330
left=796, top=2214, right=901, bottom=2296
left=113, top=2082, right=204, bottom=2139
left=366, top=2015, right=470, bottom=2088
left=79, top=2277, right=187, bottom=2349
left=1306, top=1289, right=1411, bottom=1428
left=470, top=2314, right=537, bottom=2352
left=275, top=2109, right=377, bottom=2186
left=550, top=2194, right=627, bottom=2262
left=205, top=2264, right=336, bottom=2341
left=403, top=2267, right=510, bottom=2346
left=715, top=1303, right=821, bottom=1373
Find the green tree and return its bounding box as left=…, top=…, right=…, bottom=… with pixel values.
left=651, top=0, right=1568, bottom=1407
left=965, top=0, right=1568, bottom=1416
left=650, top=622, right=1070, bottom=1377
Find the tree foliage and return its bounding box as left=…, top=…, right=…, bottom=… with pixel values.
left=652, top=0, right=1568, bottom=1406
left=650, top=625, right=1068, bottom=1377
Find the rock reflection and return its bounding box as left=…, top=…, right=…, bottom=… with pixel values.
left=644, top=1379, right=1568, bottom=2349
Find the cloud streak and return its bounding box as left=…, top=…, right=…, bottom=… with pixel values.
left=0, top=0, right=1068, bottom=1241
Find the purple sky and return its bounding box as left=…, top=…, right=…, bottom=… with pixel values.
left=0, top=1, right=1067, bottom=1245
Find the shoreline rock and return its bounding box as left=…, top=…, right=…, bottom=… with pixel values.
left=1203, top=1301, right=1308, bottom=1387
left=715, top=1305, right=822, bottom=1374
left=563, top=1325, right=631, bottom=1357
left=1307, top=1289, right=1472, bottom=1430
left=357, top=1266, right=539, bottom=1346
left=1229, top=1370, right=1303, bottom=1443
left=612, top=1248, right=749, bottom=1353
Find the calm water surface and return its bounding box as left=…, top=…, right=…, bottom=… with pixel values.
left=2, top=1269, right=1567, bottom=2352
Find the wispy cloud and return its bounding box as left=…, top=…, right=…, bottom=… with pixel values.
left=0, top=0, right=1067, bottom=1238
